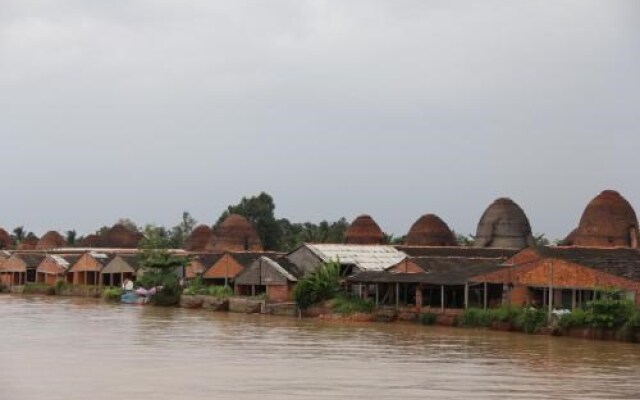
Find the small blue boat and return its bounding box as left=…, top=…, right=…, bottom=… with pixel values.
left=121, top=292, right=147, bottom=305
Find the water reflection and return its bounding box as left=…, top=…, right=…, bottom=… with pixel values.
left=0, top=295, right=638, bottom=400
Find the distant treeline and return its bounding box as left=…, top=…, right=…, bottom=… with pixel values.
left=7, top=192, right=555, bottom=252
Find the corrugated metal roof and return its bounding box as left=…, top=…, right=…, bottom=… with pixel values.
left=49, top=255, right=70, bottom=268
left=261, top=256, right=298, bottom=282
left=305, top=244, right=407, bottom=272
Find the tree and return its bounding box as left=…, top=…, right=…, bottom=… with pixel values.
left=65, top=230, right=77, bottom=246
left=116, top=218, right=139, bottom=232
left=293, top=261, right=341, bottom=309
left=12, top=226, right=25, bottom=243
left=456, top=233, right=475, bottom=246
left=168, top=211, right=197, bottom=248
left=217, top=192, right=282, bottom=250
left=383, top=233, right=405, bottom=245
left=137, top=225, right=190, bottom=306
left=278, top=217, right=349, bottom=251
left=533, top=233, right=551, bottom=247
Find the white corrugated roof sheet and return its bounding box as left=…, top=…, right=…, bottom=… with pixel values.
left=89, top=252, right=109, bottom=259
left=262, top=256, right=298, bottom=282
left=49, top=255, right=70, bottom=268
left=305, top=244, right=407, bottom=272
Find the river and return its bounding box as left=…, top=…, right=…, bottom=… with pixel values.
left=0, top=295, right=639, bottom=399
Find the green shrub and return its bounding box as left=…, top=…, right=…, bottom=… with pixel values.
left=22, top=283, right=50, bottom=294
left=293, top=261, right=341, bottom=309
left=515, top=308, right=547, bottom=333
left=558, top=309, right=589, bottom=329
left=206, top=285, right=233, bottom=298
left=625, top=310, right=640, bottom=328
left=492, top=305, right=521, bottom=323
left=420, top=313, right=437, bottom=325
left=102, top=287, right=123, bottom=302
left=459, top=308, right=494, bottom=327
left=55, top=280, right=69, bottom=295
left=329, top=294, right=374, bottom=315
left=151, top=284, right=182, bottom=306
left=584, top=290, right=635, bottom=329
left=183, top=276, right=205, bottom=295
left=183, top=286, right=199, bottom=296
left=0, top=283, right=8, bottom=293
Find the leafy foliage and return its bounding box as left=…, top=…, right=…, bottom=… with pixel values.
left=137, top=228, right=190, bottom=306
left=584, top=289, right=635, bottom=329
left=456, top=234, right=475, bottom=246
left=22, top=283, right=51, bottom=294
left=102, top=287, right=123, bottom=302
left=278, top=217, right=349, bottom=251
left=420, top=313, right=437, bottom=325
left=459, top=308, right=494, bottom=327
left=558, top=289, right=636, bottom=329
left=205, top=285, right=233, bottom=298
left=383, top=233, right=405, bottom=245
left=218, top=192, right=349, bottom=251
left=558, top=308, right=589, bottom=329
left=329, top=294, right=374, bottom=314
left=217, top=192, right=282, bottom=250
left=65, top=230, right=77, bottom=246
left=533, top=233, right=551, bottom=247
left=293, top=261, right=341, bottom=309
left=460, top=306, right=547, bottom=333
left=182, top=277, right=233, bottom=298
left=12, top=226, right=25, bottom=243
left=514, top=308, right=547, bottom=333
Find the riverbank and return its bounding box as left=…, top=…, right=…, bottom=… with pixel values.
left=4, top=291, right=640, bottom=344
left=177, top=293, right=640, bottom=343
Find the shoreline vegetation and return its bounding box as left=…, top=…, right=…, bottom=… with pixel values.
left=4, top=259, right=640, bottom=344
left=3, top=289, right=640, bottom=343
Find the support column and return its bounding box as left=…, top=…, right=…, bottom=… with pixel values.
left=375, top=284, right=379, bottom=306
left=483, top=282, right=488, bottom=309
left=572, top=289, right=576, bottom=310
left=395, top=283, right=400, bottom=309
left=440, top=285, right=445, bottom=313
left=548, top=286, right=554, bottom=317
left=415, top=285, right=423, bottom=313
left=464, top=283, right=469, bottom=309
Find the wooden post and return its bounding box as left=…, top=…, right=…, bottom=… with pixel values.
left=571, top=288, right=576, bottom=310
left=464, top=283, right=469, bottom=309
left=225, top=258, right=229, bottom=287
left=548, top=261, right=554, bottom=318
left=395, top=283, right=400, bottom=308
left=483, top=282, right=488, bottom=310
left=440, top=285, right=445, bottom=313
left=375, top=283, right=379, bottom=306
left=403, top=284, right=408, bottom=305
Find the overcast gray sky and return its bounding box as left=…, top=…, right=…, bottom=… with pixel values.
left=1, top=1, right=639, bottom=239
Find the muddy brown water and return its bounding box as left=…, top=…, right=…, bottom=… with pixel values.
left=1, top=295, right=639, bottom=400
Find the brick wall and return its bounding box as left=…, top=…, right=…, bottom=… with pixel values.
left=267, top=284, right=291, bottom=302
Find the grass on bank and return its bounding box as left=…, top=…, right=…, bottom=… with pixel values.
left=328, top=294, right=375, bottom=315
left=459, top=306, right=547, bottom=333
left=102, top=287, right=124, bottom=302
left=183, top=277, right=233, bottom=298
